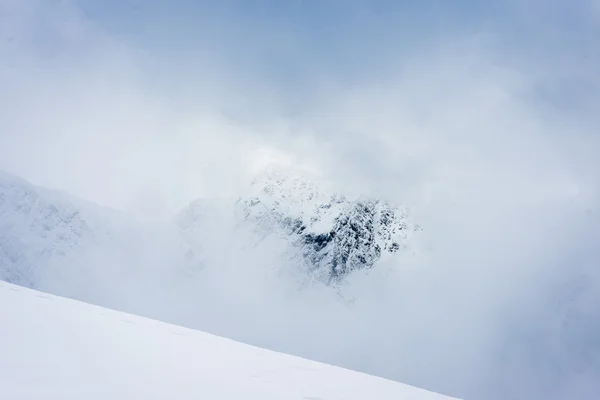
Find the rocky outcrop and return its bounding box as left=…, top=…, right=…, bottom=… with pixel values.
left=238, top=168, right=421, bottom=283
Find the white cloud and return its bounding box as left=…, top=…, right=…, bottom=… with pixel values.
left=1, top=1, right=599, bottom=399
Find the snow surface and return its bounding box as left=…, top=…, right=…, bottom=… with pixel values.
left=0, top=281, right=458, bottom=400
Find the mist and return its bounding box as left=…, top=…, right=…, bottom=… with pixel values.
left=1, top=1, right=600, bottom=399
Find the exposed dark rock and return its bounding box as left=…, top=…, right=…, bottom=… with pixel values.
left=238, top=170, right=421, bottom=283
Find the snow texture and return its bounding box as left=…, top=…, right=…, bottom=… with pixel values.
left=0, top=281, right=458, bottom=400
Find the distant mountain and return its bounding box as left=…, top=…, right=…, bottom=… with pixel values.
left=0, top=167, right=419, bottom=291
left=0, top=171, right=194, bottom=306
left=0, top=171, right=127, bottom=287
left=236, top=167, right=421, bottom=284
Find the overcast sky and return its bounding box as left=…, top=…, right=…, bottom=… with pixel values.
left=1, top=0, right=598, bottom=219
left=2, top=2, right=600, bottom=398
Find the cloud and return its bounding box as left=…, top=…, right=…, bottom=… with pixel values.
left=2, top=0, right=598, bottom=214
left=1, top=1, right=600, bottom=399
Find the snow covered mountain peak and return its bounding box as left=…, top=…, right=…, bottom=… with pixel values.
left=241, top=165, right=336, bottom=226
left=238, top=166, right=422, bottom=283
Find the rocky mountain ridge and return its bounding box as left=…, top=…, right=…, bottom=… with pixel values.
left=0, top=168, right=420, bottom=288
left=236, top=168, right=421, bottom=284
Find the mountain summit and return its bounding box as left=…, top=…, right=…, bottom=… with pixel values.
left=237, top=167, right=421, bottom=283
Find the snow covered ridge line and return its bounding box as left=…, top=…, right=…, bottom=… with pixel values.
left=0, top=282, right=459, bottom=400
left=0, top=170, right=139, bottom=288
left=0, top=167, right=420, bottom=290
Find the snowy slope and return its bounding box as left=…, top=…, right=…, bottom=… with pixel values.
left=0, top=171, right=129, bottom=287
left=0, top=281, right=458, bottom=400
left=0, top=171, right=200, bottom=310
